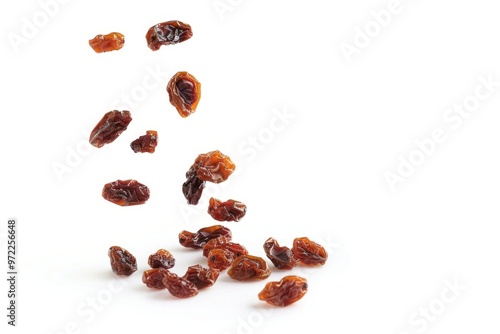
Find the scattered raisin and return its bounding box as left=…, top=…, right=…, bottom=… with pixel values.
left=258, top=276, right=308, bottom=306
left=131, top=130, right=158, bottom=153
left=208, top=197, right=247, bottom=222
left=142, top=268, right=169, bottom=289
left=102, top=179, right=150, bottom=206
left=179, top=225, right=232, bottom=249
left=162, top=271, right=198, bottom=298
left=227, top=255, right=271, bottom=281
left=182, top=165, right=206, bottom=205
left=148, top=249, right=175, bottom=269
left=182, top=264, right=219, bottom=289
left=167, top=71, right=201, bottom=118
left=89, top=110, right=132, bottom=148
left=207, top=248, right=235, bottom=271
left=146, top=20, right=193, bottom=51
left=263, top=237, right=298, bottom=270
left=89, top=32, right=125, bottom=53
left=108, top=246, right=137, bottom=276
left=202, top=236, right=248, bottom=258
left=291, top=237, right=328, bottom=265
left=193, top=150, right=236, bottom=183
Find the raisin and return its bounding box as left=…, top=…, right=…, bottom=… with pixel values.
left=108, top=246, right=137, bottom=276
left=182, top=264, right=220, bottom=289
left=193, top=150, right=236, bottom=183
left=102, top=179, right=150, bottom=206
left=131, top=130, right=158, bottom=153
left=182, top=166, right=205, bottom=205
left=89, top=110, right=132, bottom=148
left=89, top=32, right=125, bottom=53
left=258, top=276, right=308, bottom=306
left=291, top=237, right=328, bottom=265
left=146, top=20, right=193, bottom=51
left=263, top=237, right=298, bottom=270
left=227, top=255, right=271, bottom=281
left=162, top=271, right=198, bottom=298
left=207, top=248, right=235, bottom=271
left=148, top=249, right=175, bottom=269
left=179, top=225, right=232, bottom=249
left=142, top=268, right=169, bottom=289
left=208, top=197, right=247, bottom=222
left=167, top=71, right=201, bottom=118
left=202, top=236, right=248, bottom=258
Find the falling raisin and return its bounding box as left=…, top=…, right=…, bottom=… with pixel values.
left=102, top=179, right=150, bottom=206
left=208, top=197, right=247, bottom=222
left=202, top=236, right=248, bottom=258
left=89, top=32, right=125, bottom=53
left=89, top=110, right=132, bottom=148
left=148, top=249, right=175, bottom=269
left=207, top=248, right=235, bottom=271
left=146, top=20, right=193, bottom=51
left=142, top=268, right=169, bottom=289
left=108, top=246, right=137, bottom=276
left=167, top=71, right=201, bottom=118
left=179, top=225, right=232, bottom=249
left=263, top=237, right=298, bottom=270
left=162, top=271, right=198, bottom=298
left=227, top=255, right=271, bottom=281
left=291, top=237, right=328, bottom=265
left=193, top=150, right=236, bottom=183
left=258, top=276, right=308, bottom=306
left=131, top=130, right=158, bottom=153
left=182, top=166, right=205, bottom=205
left=182, top=264, right=220, bottom=289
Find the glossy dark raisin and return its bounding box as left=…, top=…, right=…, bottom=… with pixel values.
left=108, top=246, right=137, bottom=276
left=208, top=197, right=247, bottom=222
left=146, top=20, right=193, bottom=51
left=102, top=179, right=150, bottom=206
left=258, top=276, right=308, bottom=306
left=89, top=110, right=132, bottom=148
left=263, top=237, right=298, bottom=270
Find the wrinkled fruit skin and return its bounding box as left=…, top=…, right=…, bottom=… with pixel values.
left=227, top=255, right=271, bottom=281
left=89, top=110, right=132, bottom=148
left=167, top=71, right=201, bottom=118
left=146, top=20, right=193, bottom=51
left=142, top=268, right=169, bottom=289
left=182, top=264, right=219, bottom=289
left=182, top=166, right=205, bottom=205
left=207, top=248, right=234, bottom=271
left=179, top=225, right=232, bottom=249
left=258, top=276, right=308, bottom=306
left=148, top=249, right=175, bottom=269
left=131, top=130, right=158, bottom=153
left=89, top=32, right=125, bottom=53
left=108, top=246, right=137, bottom=276
left=202, top=236, right=248, bottom=258
left=263, top=237, right=298, bottom=270
left=291, top=237, right=328, bottom=265
left=102, top=179, right=150, bottom=206
left=162, top=271, right=198, bottom=298
left=194, top=150, right=236, bottom=183
left=208, top=197, right=247, bottom=222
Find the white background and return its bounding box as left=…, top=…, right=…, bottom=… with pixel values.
left=1, top=0, right=500, bottom=333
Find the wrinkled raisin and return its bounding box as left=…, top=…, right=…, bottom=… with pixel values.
left=148, top=249, right=175, bottom=269
left=207, top=248, right=235, bottom=271
left=179, top=225, right=232, bottom=249
left=263, top=237, right=298, bottom=270
left=202, top=236, right=248, bottom=258
left=258, top=276, right=308, bottom=306
left=291, top=237, right=328, bottom=265
left=182, top=165, right=205, bottom=205
left=227, top=255, right=271, bottom=281
left=193, top=150, right=235, bottom=183
left=142, top=268, right=169, bottom=289
left=167, top=71, right=201, bottom=118
left=162, top=271, right=198, bottom=298
left=182, top=264, right=219, bottom=289
left=131, top=130, right=158, bottom=153
left=108, top=246, right=137, bottom=276
left=208, top=197, right=247, bottom=222
left=89, top=32, right=124, bottom=53
left=102, top=179, right=150, bottom=206
left=89, top=110, right=132, bottom=148
left=146, top=20, right=193, bottom=51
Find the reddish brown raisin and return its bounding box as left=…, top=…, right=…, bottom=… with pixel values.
left=291, top=237, right=328, bottom=265
left=148, top=249, right=175, bottom=269
left=202, top=236, right=248, bottom=258
left=263, top=237, right=298, bottom=270
left=167, top=71, right=201, bottom=118
left=142, top=268, right=169, bottom=289
left=258, top=276, right=308, bottom=306
left=207, top=248, right=235, bottom=271
left=182, top=164, right=206, bottom=205
left=162, top=271, right=198, bottom=298
left=89, top=110, right=132, bottom=148
left=131, top=130, right=158, bottom=153
left=193, top=150, right=235, bottom=183
left=208, top=197, right=247, bottom=222
left=182, top=264, right=219, bottom=289
left=108, top=246, right=137, bottom=276
left=179, top=225, right=232, bottom=249
left=146, top=20, right=193, bottom=51
left=102, top=179, right=150, bottom=206
left=89, top=32, right=124, bottom=53
left=227, top=255, right=271, bottom=281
